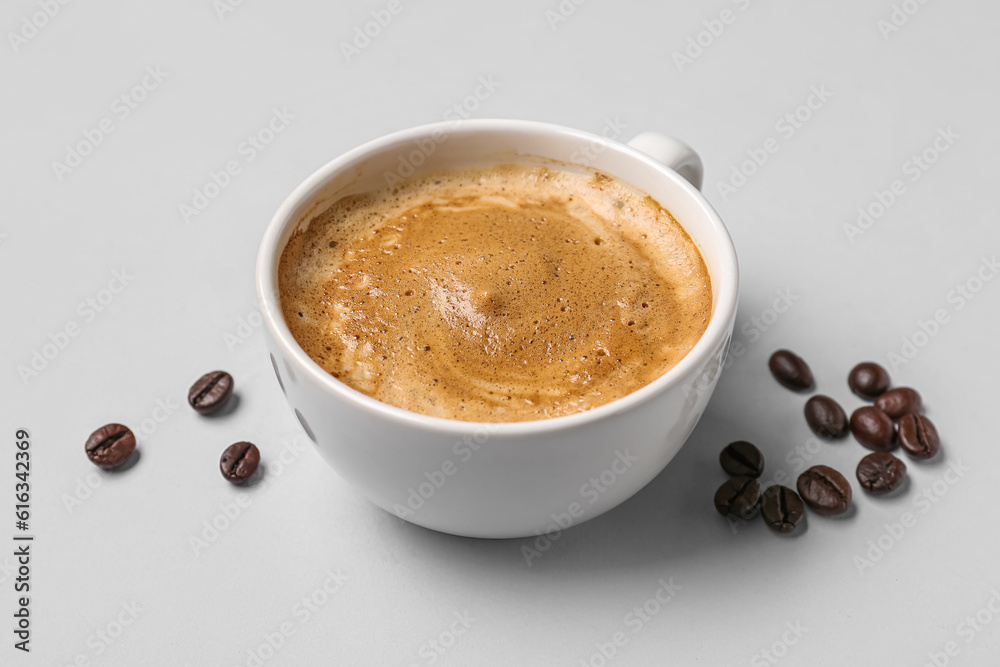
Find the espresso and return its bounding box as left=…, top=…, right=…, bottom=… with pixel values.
left=278, top=164, right=712, bottom=422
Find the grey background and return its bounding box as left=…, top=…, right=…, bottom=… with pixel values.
left=2, top=0, right=999, bottom=665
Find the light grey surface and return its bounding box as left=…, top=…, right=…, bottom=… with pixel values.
left=2, top=1, right=999, bottom=665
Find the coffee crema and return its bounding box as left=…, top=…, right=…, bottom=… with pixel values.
left=278, top=164, right=712, bottom=422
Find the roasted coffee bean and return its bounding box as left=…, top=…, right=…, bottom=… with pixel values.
left=850, top=406, right=895, bottom=450
left=768, top=350, right=814, bottom=391
left=898, top=413, right=940, bottom=459
left=714, top=476, right=761, bottom=519
left=719, top=441, right=765, bottom=478
left=220, top=441, right=260, bottom=483
left=874, top=387, right=922, bottom=419
left=760, top=485, right=805, bottom=533
left=856, top=452, right=907, bottom=494
left=848, top=362, right=891, bottom=400
left=189, top=370, right=234, bottom=415
left=85, top=423, right=136, bottom=470
left=796, top=465, right=852, bottom=515
left=804, top=395, right=848, bottom=438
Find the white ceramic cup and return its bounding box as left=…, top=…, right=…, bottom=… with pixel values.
left=256, top=119, right=738, bottom=539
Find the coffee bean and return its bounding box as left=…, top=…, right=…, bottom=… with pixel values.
left=796, top=465, right=852, bottom=515
left=760, top=485, right=805, bottom=533
left=714, top=476, right=761, bottom=519
left=220, top=441, right=260, bottom=484
left=804, top=395, right=848, bottom=439
left=856, top=452, right=907, bottom=494
left=719, top=441, right=764, bottom=478
left=85, top=423, right=136, bottom=470
left=850, top=406, right=895, bottom=450
left=874, top=387, right=922, bottom=419
left=898, top=413, right=940, bottom=460
left=848, top=362, right=891, bottom=400
left=189, top=370, right=234, bottom=415
left=768, top=350, right=814, bottom=391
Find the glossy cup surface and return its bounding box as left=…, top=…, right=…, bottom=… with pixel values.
left=256, top=119, right=739, bottom=538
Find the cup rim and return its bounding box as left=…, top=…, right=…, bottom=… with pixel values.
left=256, top=118, right=739, bottom=435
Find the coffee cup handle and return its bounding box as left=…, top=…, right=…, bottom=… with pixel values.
left=627, top=132, right=704, bottom=191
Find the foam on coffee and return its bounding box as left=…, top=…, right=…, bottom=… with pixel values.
left=279, top=163, right=712, bottom=422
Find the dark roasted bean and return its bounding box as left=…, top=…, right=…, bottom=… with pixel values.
left=850, top=406, right=895, bottom=451
left=760, top=485, right=805, bottom=533
left=856, top=452, right=907, bottom=494
left=874, top=387, right=922, bottom=419
left=189, top=370, right=235, bottom=415
left=898, top=413, right=940, bottom=460
left=220, top=441, right=260, bottom=484
left=85, top=423, right=136, bottom=470
left=768, top=350, right=814, bottom=391
left=714, top=476, right=761, bottom=519
left=804, top=395, right=848, bottom=439
left=719, top=441, right=765, bottom=478
left=796, top=465, right=852, bottom=515
left=848, top=362, right=891, bottom=400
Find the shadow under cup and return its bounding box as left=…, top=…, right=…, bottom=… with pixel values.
left=256, top=119, right=739, bottom=539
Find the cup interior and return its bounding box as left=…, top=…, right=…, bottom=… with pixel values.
left=257, top=119, right=739, bottom=430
